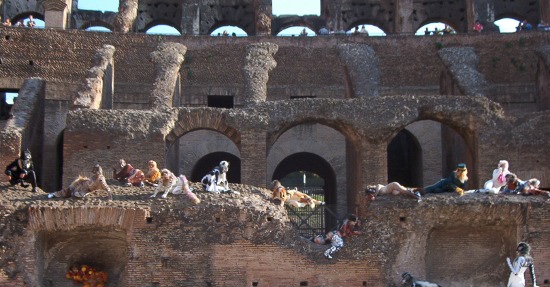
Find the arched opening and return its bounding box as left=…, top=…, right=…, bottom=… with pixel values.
left=416, top=22, right=456, bottom=36
left=272, top=152, right=337, bottom=235
left=191, top=152, right=241, bottom=184
left=0, top=90, right=18, bottom=120
left=400, top=120, right=475, bottom=188
left=85, top=26, right=112, bottom=32
left=272, top=0, right=320, bottom=16
left=387, top=129, right=423, bottom=187
left=347, top=24, right=386, bottom=36
left=82, top=22, right=113, bottom=32
left=11, top=13, right=45, bottom=28
left=495, top=17, right=521, bottom=33
left=210, top=25, right=248, bottom=37
left=78, top=1, right=119, bottom=12
left=38, top=229, right=127, bottom=286
left=277, top=26, right=316, bottom=36
left=146, top=24, right=181, bottom=35
left=177, top=130, right=241, bottom=183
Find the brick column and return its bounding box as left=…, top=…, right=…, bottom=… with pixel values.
left=43, top=0, right=69, bottom=29
left=240, top=129, right=266, bottom=187
left=355, top=140, right=387, bottom=216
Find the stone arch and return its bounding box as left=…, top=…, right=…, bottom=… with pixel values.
left=208, top=22, right=247, bottom=36
left=495, top=0, right=540, bottom=27
left=11, top=11, right=44, bottom=25
left=495, top=12, right=524, bottom=23
left=165, top=110, right=241, bottom=149
left=272, top=16, right=325, bottom=36
left=400, top=116, right=480, bottom=188
left=272, top=151, right=338, bottom=232
left=200, top=2, right=256, bottom=36
left=80, top=21, right=114, bottom=31
left=346, top=20, right=388, bottom=35
left=190, top=151, right=241, bottom=184
left=416, top=18, right=460, bottom=34
left=136, top=1, right=182, bottom=33
left=177, top=129, right=241, bottom=182
left=141, top=19, right=181, bottom=34
left=267, top=119, right=362, bottom=216
left=37, top=228, right=128, bottom=287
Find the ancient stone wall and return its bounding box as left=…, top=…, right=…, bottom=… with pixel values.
left=1, top=183, right=550, bottom=286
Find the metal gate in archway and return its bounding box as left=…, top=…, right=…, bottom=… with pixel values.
left=285, top=187, right=340, bottom=237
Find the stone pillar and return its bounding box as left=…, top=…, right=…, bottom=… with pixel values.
left=240, top=129, right=266, bottom=187
left=541, top=0, right=550, bottom=23
left=149, top=43, right=187, bottom=110
left=243, top=42, right=278, bottom=106
left=113, top=0, right=138, bottom=33
left=468, top=0, right=498, bottom=32
left=254, top=0, right=272, bottom=36
left=72, top=45, right=116, bottom=109
left=356, top=141, right=386, bottom=215
left=43, top=0, right=69, bottom=29
left=536, top=46, right=550, bottom=111
left=338, top=44, right=380, bottom=98
left=321, top=0, right=341, bottom=32
left=181, top=0, right=200, bottom=35
left=395, top=0, right=414, bottom=34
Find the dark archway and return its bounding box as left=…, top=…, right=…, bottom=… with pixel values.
left=272, top=152, right=337, bottom=233
left=387, top=129, right=423, bottom=187
left=272, top=152, right=336, bottom=203
left=190, top=152, right=241, bottom=184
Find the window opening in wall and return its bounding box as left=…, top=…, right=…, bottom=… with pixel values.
left=277, top=26, right=316, bottom=36
left=146, top=25, right=181, bottom=35
left=347, top=24, right=386, bottom=36
left=208, top=95, right=234, bottom=109
left=272, top=0, right=320, bottom=16
left=416, top=22, right=456, bottom=36
left=495, top=18, right=521, bottom=33
left=78, top=1, right=119, bottom=12
left=0, top=91, right=18, bottom=120
left=9, top=14, right=45, bottom=28
left=211, top=26, right=248, bottom=37
left=85, top=26, right=112, bottom=32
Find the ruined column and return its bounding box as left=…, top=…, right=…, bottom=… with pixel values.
left=438, top=47, right=488, bottom=97
left=240, top=129, right=267, bottom=187
left=536, top=46, right=550, bottom=111
left=468, top=0, right=498, bottom=32
left=113, top=0, right=138, bottom=33
left=181, top=0, right=200, bottom=35
left=43, top=0, right=70, bottom=29
left=541, top=0, right=550, bottom=23
left=395, top=0, right=414, bottom=34
left=254, top=0, right=272, bottom=36
left=338, top=44, right=380, bottom=98
left=321, top=0, right=342, bottom=32
left=72, top=45, right=116, bottom=110
left=149, top=43, right=187, bottom=110
left=242, top=42, right=278, bottom=106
